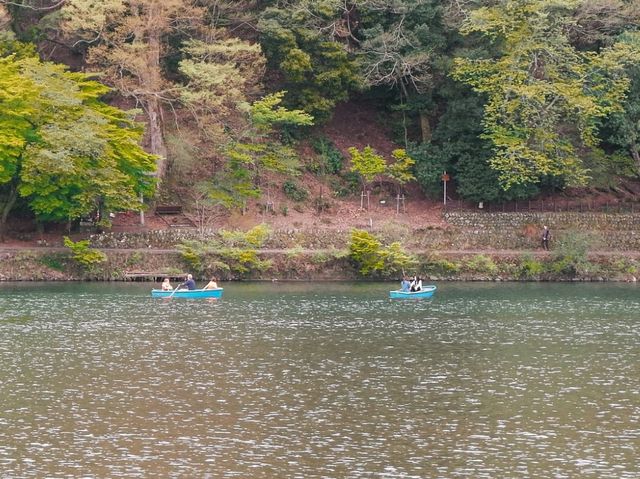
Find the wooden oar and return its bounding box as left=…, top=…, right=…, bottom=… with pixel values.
left=166, top=283, right=184, bottom=300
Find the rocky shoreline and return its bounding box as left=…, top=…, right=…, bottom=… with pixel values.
left=0, top=247, right=637, bottom=283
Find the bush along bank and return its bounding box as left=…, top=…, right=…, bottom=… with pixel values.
left=0, top=223, right=637, bottom=282
left=0, top=248, right=638, bottom=282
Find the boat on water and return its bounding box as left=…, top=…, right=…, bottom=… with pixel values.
left=389, top=285, right=436, bottom=299
left=151, top=288, right=223, bottom=299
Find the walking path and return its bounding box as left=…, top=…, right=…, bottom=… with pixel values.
left=1, top=244, right=639, bottom=257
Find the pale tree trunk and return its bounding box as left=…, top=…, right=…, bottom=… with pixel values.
left=146, top=96, right=167, bottom=176
left=420, top=111, right=432, bottom=143
left=144, top=16, right=167, bottom=178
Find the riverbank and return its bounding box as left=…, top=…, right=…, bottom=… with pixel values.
left=0, top=246, right=638, bottom=283
left=2, top=211, right=639, bottom=282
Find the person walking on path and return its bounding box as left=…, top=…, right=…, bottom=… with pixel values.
left=542, top=226, right=551, bottom=250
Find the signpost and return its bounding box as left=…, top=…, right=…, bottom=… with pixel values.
left=442, top=171, right=450, bottom=206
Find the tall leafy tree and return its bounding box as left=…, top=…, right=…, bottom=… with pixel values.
left=0, top=46, right=156, bottom=239
left=348, top=145, right=386, bottom=209
left=46, top=0, right=207, bottom=176
left=218, top=92, right=314, bottom=209
left=355, top=0, right=449, bottom=144
left=258, top=1, right=360, bottom=122
left=601, top=32, right=640, bottom=174
left=177, top=37, right=266, bottom=142
left=452, top=0, right=640, bottom=190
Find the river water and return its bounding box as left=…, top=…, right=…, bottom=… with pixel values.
left=0, top=281, right=639, bottom=478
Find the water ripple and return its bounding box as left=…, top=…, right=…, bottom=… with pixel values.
left=0, top=281, right=639, bottom=477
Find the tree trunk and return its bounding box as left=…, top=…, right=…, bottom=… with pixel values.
left=632, top=143, right=640, bottom=174
left=0, top=184, right=18, bottom=242
left=420, top=111, right=432, bottom=143
left=147, top=96, right=167, bottom=176
left=145, top=26, right=167, bottom=178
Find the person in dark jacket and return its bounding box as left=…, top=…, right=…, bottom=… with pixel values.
left=183, top=274, right=197, bottom=290
left=542, top=226, right=551, bottom=250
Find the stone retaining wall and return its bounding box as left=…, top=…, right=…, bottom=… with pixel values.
left=83, top=211, right=640, bottom=252
left=440, top=212, right=640, bottom=250
left=444, top=211, right=640, bottom=230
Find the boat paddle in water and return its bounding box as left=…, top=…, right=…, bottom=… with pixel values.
left=389, top=285, right=436, bottom=299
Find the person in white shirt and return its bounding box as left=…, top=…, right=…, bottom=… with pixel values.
left=161, top=278, right=172, bottom=291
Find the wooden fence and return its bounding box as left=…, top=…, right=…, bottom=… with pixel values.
left=444, top=198, right=640, bottom=214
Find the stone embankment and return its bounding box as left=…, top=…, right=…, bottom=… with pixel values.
left=442, top=212, right=640, bottom=250
left=0, top=212, right=639, bottom=282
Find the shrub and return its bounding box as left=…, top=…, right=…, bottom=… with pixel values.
left=218, top=248, right=272, bottom=275
left=609, top=257, right=638, bottom=275
left=383, top=241, right=417, bottom=275
left=550, top=231, right=597, bottom=276
left=283, top=180, right=309, bottom=202
left=39, top=253, right=67, bottom=272
left=349, top=229, right=383, bottom=275
left=286, top=245, right=304, bottom=260
left=125, top=252, right=144, bottom=267
left=178, top=225, right=272, bottom=277
left=422, top=254, right=460, bottom=276
left=176, top=240, right=207, bottom=272
left=220, top=224, right=271, bottom=248
left=244, top=224, right=271, bottom=248
left=348, top=229, right=415, bottom=276
left=310, top=252, right=330, bottom=264
left=518, top=254, right=544, bottom=279
left=63, top=237, right=107, bottom=270
left=465, top=254, right=498, bottom=275
left=312, top=137, right=344, bottom=174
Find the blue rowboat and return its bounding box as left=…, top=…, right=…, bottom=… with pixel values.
left=151, top=288, right=223, bottom=299
left=389, top=285, right=436, bottom=299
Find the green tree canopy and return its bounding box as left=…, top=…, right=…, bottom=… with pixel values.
left=452, top=0, right=640, bottom=190
left=0, top=46, right=156, bottom=239
left=215, top=92, right=314, bottom=209
left=258, top=2, right=360, bottom=122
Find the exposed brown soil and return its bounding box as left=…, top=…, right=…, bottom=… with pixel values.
left=3, top=100, right=640, bottom=248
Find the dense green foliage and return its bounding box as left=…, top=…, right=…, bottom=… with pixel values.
left=550, top=230, right=597, bottom=276
left=63, top=236, right=107, bottom=270
left=453, top=0, right=640, bottom=191
left=348, top=229, right=416, bottom=276
left=257, top=3, right=361, bottom=121
left=0, top=38, right=155, bottom=238
left=1, top=0, right=639, bottom=227
left=177, top=224, right=272, bottom=277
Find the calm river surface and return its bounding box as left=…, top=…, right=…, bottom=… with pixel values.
left=0, top=281, right=639, bottom=478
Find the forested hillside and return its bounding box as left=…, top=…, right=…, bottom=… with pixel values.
left=1, top=0, right=639, bottom=234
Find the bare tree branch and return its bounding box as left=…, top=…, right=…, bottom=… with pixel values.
left=0, top=0, right=66, bottom=11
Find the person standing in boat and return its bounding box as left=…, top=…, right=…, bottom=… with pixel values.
left=203, top=276, right=218, bottom=290
left=183, top=274, right=197, bottom=290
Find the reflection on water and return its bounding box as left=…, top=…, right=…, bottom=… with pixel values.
left=0, top=282, right=639, bottom=477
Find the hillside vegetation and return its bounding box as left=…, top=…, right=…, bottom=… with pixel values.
left=0, top=0, right=639, bottom=238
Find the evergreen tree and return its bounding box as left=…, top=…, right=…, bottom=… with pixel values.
left=258, top=2, right=360, bottom=121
